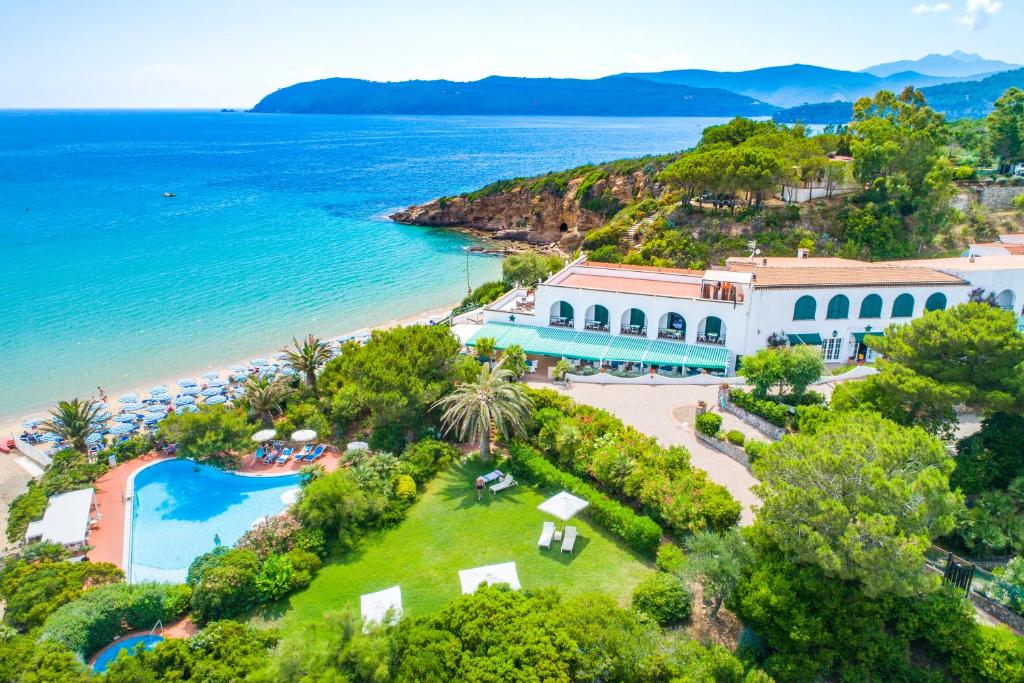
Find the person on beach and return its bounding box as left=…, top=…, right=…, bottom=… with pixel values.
left=97, top=386, right=108, bottom=403
left=476, top=476, right=485, bottom=501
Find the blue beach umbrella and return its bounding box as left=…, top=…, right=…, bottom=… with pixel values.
left=173, top=395, right=196, bottom=406
left=230, top=364, right=247, bottom=372
left=119, top=393, right=140, bottom=403
left=109, top=422, right=136, bottom=436
left=232, top=387, right=246, bottom=396
left=250, top=358, right=268, bottom=367
left=146, top=404, right=168, bottom=413
left=120, top=402, right=144, bottom=411
left=95, top=402, right=109, bottom=410
left=150, top=385, right=168, bottom=394
left=177, top=404, right=199, bottom=414
left=273, top=352, right=289, bottom=360
left=179, top=385, right=201, bottom=396
left=39, top=432, right=63, bottom=443
left=96, top=411, right=112, bottom=422
left=200, top=386, right=222, bottom=397
left=143, top=413, right=162, bottom=425
left=177, top=378, right=197, bottom=388
left=85, top=432, right=104, bottom=445
left=113, top=413, right=137, bottom=423
left=281, top=367, right=298, bottom=377
left=208, top=377, right=227, bottom=387
left=202, top=371, right=220, bottom=380
left=204, top=394, right=228, bottom=405
left=21, top=419, right=42, bottom=429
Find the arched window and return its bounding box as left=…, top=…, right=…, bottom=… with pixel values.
left=891, top=293, right=914, bottom=318
left=924, top=292, right=947, bottom=312
left=859, top=294, right=882, bottom=318
left=826, top=294, right=850, bottom=320
left=621, top=308, right=647, bottom=335
left=697, top=316, right=725, bottom=343
left=549, top=301, right=574, bottom=327
left=585, top=304, right=609, bottom=330
left=658, top=312, right=686, bottom=340
left=996, top=289, right=1016, bottom=311
left=793, top=296, right=816, bottom=321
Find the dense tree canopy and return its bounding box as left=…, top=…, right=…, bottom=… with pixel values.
left=753, top=411, right=961, bottom=596
left=988, top=87, right=1024, bottom=165
left=159, top=405, right=252, bottom=468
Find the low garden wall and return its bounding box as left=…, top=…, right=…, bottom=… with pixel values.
left=971, top=592, right=1024, bottom=635
left=566, top=372, right=746, bottom=386
left=721, top=402, right=786, bottom=441
left=695, top=431, right=751, bottom=470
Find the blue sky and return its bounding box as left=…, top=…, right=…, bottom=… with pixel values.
left=2, top=0, right=1021, bottom=107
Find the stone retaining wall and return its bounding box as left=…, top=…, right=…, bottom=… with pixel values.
left=695, top=431, right=751, bottom=470
left=971, top=592, right=1024, bottom=634
left=717, top=386, right=786, bottom=441
left=979, top=185, right=1024, bottom=210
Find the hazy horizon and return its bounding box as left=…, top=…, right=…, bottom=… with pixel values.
left=2, top=0, right=1021, bottom=109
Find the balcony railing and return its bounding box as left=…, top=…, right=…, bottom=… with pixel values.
left=584, top=320, right=610, bottom=332
left=549, top=317, right=574, bottom=328
left=620, top=325, right=647, bottom=336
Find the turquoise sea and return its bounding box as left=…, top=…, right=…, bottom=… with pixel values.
left=0, top=111, right=725, bottom=420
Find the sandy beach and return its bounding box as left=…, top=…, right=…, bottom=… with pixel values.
left=1, top=302, right=459, bottom=444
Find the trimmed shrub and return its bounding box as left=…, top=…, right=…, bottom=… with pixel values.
left=695, top=412, right=723, bottom=437
left=394, top=474, right=417, bottom=500
left=729, top=389, right=791, bottom=428
left=631, top=572, right=693, bottom=625
left=656, top=543, right=686, bottom=573
left=744, top=440, right=770, bottom=464
left=162, top=584, right=192, bottom=622
left=507, top=443, right=662, bottom=555
left=236, top=514, right=303, bottom=560
left=286, top=548, right=321, bottom=590
left=190, top=549, right=260, bottom=623
left=726, top=430, right=745, bottom=446
left=400, top=438, right=458, bottom=484
left=294, top=527, right=327, bottom=558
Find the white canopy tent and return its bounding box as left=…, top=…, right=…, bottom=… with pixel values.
left=360, top=585, right=403, bottom=629
left=24, top=488, right=95, bottom=547
left=458, top=561, right=521, bottom=594
left=537, top=491, right=589, bottom=521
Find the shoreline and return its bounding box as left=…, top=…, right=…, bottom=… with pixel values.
left=1, top=301, right=459, bottom=442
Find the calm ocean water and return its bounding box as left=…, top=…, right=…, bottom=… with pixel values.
left=0, top=111, right=725, bottom=420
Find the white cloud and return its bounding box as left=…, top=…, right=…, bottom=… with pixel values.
left=959, top=0, right=1003, bottom=28
left=625, top=52, right=692, bottom=73
left=911, top=2, right=951, bottom=13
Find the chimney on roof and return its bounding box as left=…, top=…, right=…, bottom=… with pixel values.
left=797, top=248, right=809, bottom=259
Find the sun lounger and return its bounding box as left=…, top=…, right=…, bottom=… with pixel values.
left=481, top=470, right=503, bottom=484
left=490, top=474, right=518, bottom=493
left=538, top=521, right=555, bottom=549
left=263, top=449, right=278, bottom=464
left=276, top=447, right=291, bottom=464
left=294, top=445, right=312, bottom=460
left=303, top=444, right=326, bottom=462
left=561, top=526, right=577, bottom=553
left=254, top=446, right=264, bottom=462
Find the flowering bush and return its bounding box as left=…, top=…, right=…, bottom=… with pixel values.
left=236, top=514, right=302, bottom=560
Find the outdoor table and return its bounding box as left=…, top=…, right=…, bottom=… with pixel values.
left=553, top=529, right=563, bottom=542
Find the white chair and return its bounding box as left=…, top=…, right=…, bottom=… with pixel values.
left=490, top=474, right=518, bottom=493
left=538, top=521, right=555, bottom=549
left=561, top=526, right=578, bottom=553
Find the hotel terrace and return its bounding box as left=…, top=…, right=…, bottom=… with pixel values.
left=465, top=245, right=1024, bottom=376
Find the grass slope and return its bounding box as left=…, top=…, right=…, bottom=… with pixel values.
left=269, top=460, right=654, bottom=631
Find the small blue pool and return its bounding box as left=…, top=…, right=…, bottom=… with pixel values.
left=92, top=634, right=164, bottom=672
left=130, top=459, right=300, bottom=583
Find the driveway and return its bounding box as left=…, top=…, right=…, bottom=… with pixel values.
left=529, top=381, right=761, bottom=525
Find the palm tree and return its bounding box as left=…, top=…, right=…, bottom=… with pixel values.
left=283, top=334, right=332, bottom=392
left=39, top=398, right=102, bottom=453
left=433, top=361, right=533, bottom=461
left=244, top=376, right=293, bottom=427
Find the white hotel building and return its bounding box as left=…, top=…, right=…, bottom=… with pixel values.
left=466, top=249, right=1024, bottom=376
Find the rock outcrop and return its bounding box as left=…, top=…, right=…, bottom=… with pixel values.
left=391, top=168, right=662, bottom=250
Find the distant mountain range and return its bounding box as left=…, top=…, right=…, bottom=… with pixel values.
left=251, top=52, right=1022, bottom=120
left=773, top=67, right=1024, bottom=124
left=862, top=51, right=1020, bottom=78
left=251, top=75, right=776, bottom=117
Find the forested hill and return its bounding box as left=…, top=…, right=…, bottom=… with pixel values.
left=250, top=76, right=776, bottom=116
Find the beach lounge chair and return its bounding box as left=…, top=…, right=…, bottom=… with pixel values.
left=294, top=445, right=312, bottom=460
left=263, top=448, right=278, bottom=464
left=276, top=447, right=291, bottom=464
left=561, top=526, right=577, bottom=554
left=538, top=521, right=555, bottom=549
left=254, top=446, right=264, bottom=463
left=303, top=444, right=326, bottom=462
left=490, top=474, right=518, bottom=494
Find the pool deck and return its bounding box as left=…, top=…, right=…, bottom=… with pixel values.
left=87, top=449, right=340, bottom=569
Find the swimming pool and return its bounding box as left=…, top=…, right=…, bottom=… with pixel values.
left=92, top=634, right=164, bottom=672
left=129, top=459, right=300, bottom=583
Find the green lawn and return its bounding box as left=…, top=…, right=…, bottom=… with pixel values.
left=267, top=460, right=654, bottom=631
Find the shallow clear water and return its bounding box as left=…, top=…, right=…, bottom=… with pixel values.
left=0, top=111, right=726, bottom=419
left=129, top=459, right=300, bottom=583
left=92, top=634, right=164, bottom=672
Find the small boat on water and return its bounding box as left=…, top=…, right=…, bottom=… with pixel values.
left=163, top=192, right=175, bottom=197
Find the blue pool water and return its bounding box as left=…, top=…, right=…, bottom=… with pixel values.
left=92, top=634, right=164, bottom=672
left=0, top=111, right=726, bottom=420
left=129, top=459, right=300, bottom=583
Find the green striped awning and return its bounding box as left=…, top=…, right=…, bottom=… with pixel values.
left=787, top=333, right=823, bottom=346
left=466, top=322, right=730, bottom=371
left=852, top=331, right=884, bottom=343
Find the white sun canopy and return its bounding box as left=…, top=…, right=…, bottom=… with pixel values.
left=458, top=561, right=521, bottom=594
left=24, top=488, right=94, bottom=546
left=538, top=491, right=589, bottom=521
left=251, top=429, right=276, bottom=443
left=360, top=585, right=403, bottom=629
left=291, top=429, right=317, bottom=442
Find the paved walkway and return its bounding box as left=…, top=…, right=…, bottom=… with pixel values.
left=530, top=381, right=761, bottom=525
left=0, top=454, right=35, bottom=552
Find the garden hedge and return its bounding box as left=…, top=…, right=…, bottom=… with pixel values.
left=506, top=442, right=662, bottom=556
left=729, top=389, right=791, bottom=428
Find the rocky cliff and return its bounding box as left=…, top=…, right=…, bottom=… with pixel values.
left=390, top=158, right=672, bottom=250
